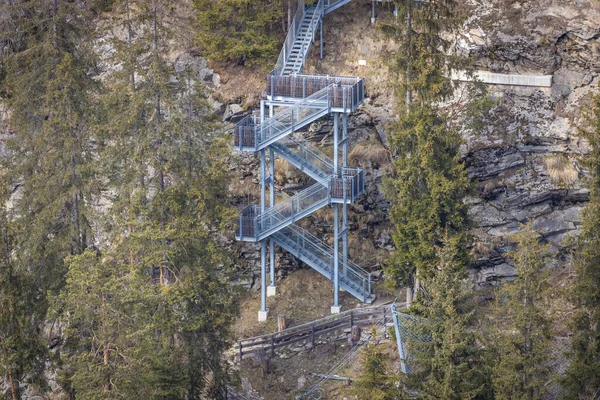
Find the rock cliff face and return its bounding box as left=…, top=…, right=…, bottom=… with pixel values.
left=225, top=0, right=599, bottom=290
left=458, top=0, right=598, bottom=286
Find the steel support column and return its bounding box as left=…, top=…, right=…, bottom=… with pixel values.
left=259, top=101, right=268, bottom=321
left=332, top=112, right=341, bottom=313
left=319, top=20, right=323, bottom=60
left=268, top=147, right=276, bottom=296
left=342, top=113, right=348, bottom=278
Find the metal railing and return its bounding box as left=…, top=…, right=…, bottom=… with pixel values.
left=257, top=183, right=329, bottom=236
left=274, top=0, right=306, bottom=75
left=275, top=224, right=372, bottom=301
left=273, top=137, right=335, bottom=179
left=267, top=74, right=365, bottom=111
left=273, top=0, right=324, bottom=75
left=234, top=114, right=258, bottom=150
left=330, top=167, right=365, bottom=202
left=236, top=183, right=329, bottom=240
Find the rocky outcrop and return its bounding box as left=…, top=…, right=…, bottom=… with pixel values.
left=458, top=0, right=597, bottom=286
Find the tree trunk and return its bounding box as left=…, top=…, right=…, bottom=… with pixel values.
left=8, top=369, right=17, bottom=400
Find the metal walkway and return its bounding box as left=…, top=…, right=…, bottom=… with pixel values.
left=233, top=0, right=373, bottom=320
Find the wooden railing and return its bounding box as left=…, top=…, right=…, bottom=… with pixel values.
left=235, top=304, right=394, bottom=361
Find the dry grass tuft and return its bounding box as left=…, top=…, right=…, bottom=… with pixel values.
left=543, top=155, right=578, bottom=185
left=274, top=159, right=293, bottom=184
left=348, top=142, right=391, bottom=168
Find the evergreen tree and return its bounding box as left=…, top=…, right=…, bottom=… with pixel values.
left=0, top=202, right=46, bottom=400
left=352, top=342, right=401, bottom=400
left=56, top=1, right=238, bottom=397
left=490, top=226, right=552, bottom=400
left=562, top=88, right=600, bottom=398
left=384, top=105, right=470, bottom=288
left=0, top=1, right=100, bottom=396
left=406, top=237, right=490, bottom=399
left=194, top=0, right=284, bottom=65
left=381, top=0, right=470, bottom=289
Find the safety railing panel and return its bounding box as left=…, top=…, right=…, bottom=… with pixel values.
left=267, top=74, right=365, bottom=111
left=330, top=168, right=365, bottom=202
left=274, top=137, right=335, bottom=178
left=236, top=205, right=260, bottom=240
left=257, top=183, right=329, bottom=237
left=256, top=87, right=330, bottom=149
left=233, top=115, right=257, bottom=150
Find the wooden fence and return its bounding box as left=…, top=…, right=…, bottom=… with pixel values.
left=235, top=304, right=393, bottom=361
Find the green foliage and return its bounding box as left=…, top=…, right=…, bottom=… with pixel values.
left=0, top=2, right=99, bottom=396
left=352, top=342, right=401, bottom=400
left=380, top=0, right=462, bottom=108
left=0, top=210, right=47, bottom=399
left=1, top=1, right=238, bottom=397
left=384, top=105, right=470, bottom=287
left=489, top=226, right=552, bottom=400
left=194, top=0, right=284, bottom=65
left=406, top=238, right=490, bottom=399
left=52, top=1, right=238, bottom=397
left=562, top=88, right=600, bottom=398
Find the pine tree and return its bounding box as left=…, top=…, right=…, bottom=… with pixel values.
left=405, top=237, right=490, bottom=399
left=56, top=1, right=238, bottom=397
left=352, top=342, right=402, bottom=400
left=194, top=0, right=284, bottom=65
left=561, top=88, right=600, bottom=398
left=490, top=226, right=552, bottom=399
left=0, top=1, right=100, bottom=396
left=381, top=0, right=470, bottom=290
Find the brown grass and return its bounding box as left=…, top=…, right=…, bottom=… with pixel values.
left=274, top=158, right=293, bottom=184
left=543, top=155, right=579, bottom=185
left=348, top=142, right=391, bottom=168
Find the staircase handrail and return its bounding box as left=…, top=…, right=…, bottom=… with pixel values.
left=254, top=183, right=329, bottom=234
left=280, top=137, right=335, bottom=176
left=255, top=86, right=331, bottom=147
left=294, top=0, right=324, bottom=72
left=274, top=0, right=306, bottom=75
left=283, top=224, right=370, bottom=277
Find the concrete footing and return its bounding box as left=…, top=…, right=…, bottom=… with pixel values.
left=267, top=285, right=277, bottom=297
left=258, top=310, right=269, bottom=322
left=331, top=305, right=342, bottom=314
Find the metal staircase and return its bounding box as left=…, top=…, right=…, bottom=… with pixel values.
left=272, top=225, right=375, bottom=303
left=233, top=0, right=373, bottom=320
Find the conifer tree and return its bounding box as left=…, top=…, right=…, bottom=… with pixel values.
left=194, top=0, right=284, bottom=65
left=381, top=0, right=470, bottom=290
left=0, top=203, right=46, bottom=399
left=490, top=226, right=552, bottom=399
left=56, top=1, right=238, bottom=397
left=352, top=342, right=401, bottom=400
left=406, top=237, right=490, bottom=399
left=562, top=88, right=600, bottom=398
left=0, top=1, right=100, bottom=395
